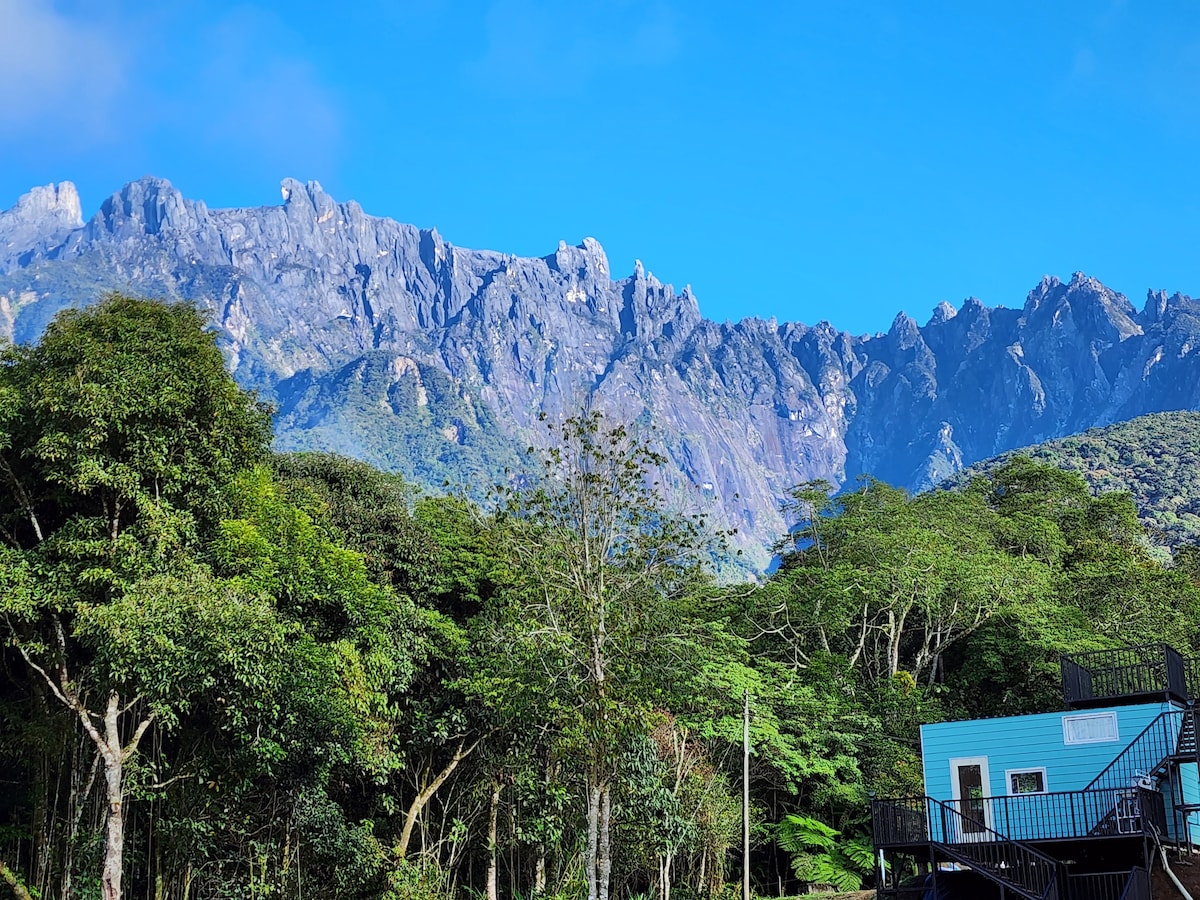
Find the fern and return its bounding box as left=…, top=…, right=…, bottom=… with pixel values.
left=776, top=814, right=873, bottom=892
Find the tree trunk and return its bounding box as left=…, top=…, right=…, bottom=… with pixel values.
left=657, top=855, right=672, bottom=900
left=64, top=746, right=100, bottom=900
left=742, top=690, right=750, bottom=900
left=486, top=781, right=501, bottom=900
left=396, top=739, right=481, bottom=859
left=100, top=700, right=125, bottom=900
left=534, top=851, right=546, bottom=896
left=65, top=691, right=149, bottom=900
left=585, top=782, right=601, bottom=900
left=0, top=862, right=36, bottom=900
left=16, top=627, right=151, bottom=900
left=597, top=785, right=612, bottom=900
left=534, top=753, right=552, bottom=896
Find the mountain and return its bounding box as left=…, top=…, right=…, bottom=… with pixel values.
left=941, top=411, right=1200, bottom=549
left=5, top=176, right=1200, bottom=566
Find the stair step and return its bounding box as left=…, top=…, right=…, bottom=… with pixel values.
left=933, top=844, right=1047, bottom=900
left=1179, top=710, right=1197, bottom=756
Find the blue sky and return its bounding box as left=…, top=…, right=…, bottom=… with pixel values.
left=2, top=1, right=1199, bottom=335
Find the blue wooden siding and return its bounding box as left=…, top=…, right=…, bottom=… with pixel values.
left=1165, top=762, right=1200, bottom=844
left=921, top=701, right=1174, bottom=802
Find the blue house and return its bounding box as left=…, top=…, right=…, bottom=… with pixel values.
left=872, top=644, right=1200, bottom=899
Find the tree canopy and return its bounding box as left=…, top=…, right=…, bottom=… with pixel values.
left=3, top=296, right=1198, bottom=900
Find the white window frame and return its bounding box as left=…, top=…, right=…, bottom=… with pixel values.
left=1005, top=767, right=1048, bottom=796
left=1062, top=712, right=1120, bottom=745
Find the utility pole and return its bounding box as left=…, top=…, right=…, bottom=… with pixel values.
left=743, top=688, right=750, bottom=900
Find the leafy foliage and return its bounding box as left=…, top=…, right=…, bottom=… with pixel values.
left=943, top=410, right=1200, bottom=549
left=776, top=815, right=873, bottom=892
left=5, top=296, right=1200, bottom=900
left=271, top=352, right=522, bottom=498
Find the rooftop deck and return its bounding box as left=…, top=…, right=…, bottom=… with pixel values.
left=1060, top=643, right=1189, bottom=709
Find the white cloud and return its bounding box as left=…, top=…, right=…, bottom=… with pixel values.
left=0, top=0, right=125, bottom=138
left=0, top=2, right=343, bottom=177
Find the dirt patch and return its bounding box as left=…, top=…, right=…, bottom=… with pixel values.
left=1153, top=853, right=1200, bottom=897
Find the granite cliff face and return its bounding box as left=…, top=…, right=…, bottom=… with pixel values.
left=4, top=176, right=1200, bottom=566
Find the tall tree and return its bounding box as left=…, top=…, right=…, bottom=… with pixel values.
left=493, top=412, right=717, bottom=900
left=0, top=294, right=271, bottom=900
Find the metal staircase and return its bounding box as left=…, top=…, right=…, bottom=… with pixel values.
left=1080, top=705, right=1200, bottom=842
left=873, top=796, right=1060, bottom=899
left=1179, top=705, right=1197, bottom=757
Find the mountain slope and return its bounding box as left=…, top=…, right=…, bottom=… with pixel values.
left=5, top=176, right=1200, bottom=564
left=941, top=411, right=1200, bottom=547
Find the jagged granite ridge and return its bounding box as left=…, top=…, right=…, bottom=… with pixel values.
left=5, top=176, right=1200, bottom=567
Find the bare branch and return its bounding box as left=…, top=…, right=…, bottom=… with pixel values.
left=122, top=714, right=156, bottom=761
left=13, top=642, right=72, bottom=709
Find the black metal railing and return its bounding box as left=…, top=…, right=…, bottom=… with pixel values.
left=993, top=787, right=1164, bottom=841
left=1139, top=787, right=1167, bottom=836
left=1186, top=656, right=1200, bottom=701
left=1061, top=644, right=1188, bottom=707
left=1119, top=866, right=1150, bottom=900
left=929, top=796, right=1060, bottom=899
left=1064, top=870, right=1133, bottom=900
left=1085, top=710, right=1182, bottom=795
left=872, top=796, right=1060, bottom=899
left=871, top=796, right=929, bottom=845
left=874, top=786, right=1166, bottom=846
left=1181, top=705, right=1198, bottom=758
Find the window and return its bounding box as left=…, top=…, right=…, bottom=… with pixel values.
left=1063, top=712, right=1119, bottom=744
left=1006, top=768, right=1047, bottom=795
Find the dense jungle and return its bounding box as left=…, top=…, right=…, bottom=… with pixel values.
left=4, top=296, right=1200, bottom=900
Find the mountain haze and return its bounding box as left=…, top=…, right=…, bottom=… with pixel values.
left=4, top=176, right=1200, bottom=565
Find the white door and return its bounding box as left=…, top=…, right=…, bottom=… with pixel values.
left=948, top=756, right=993, bottom=841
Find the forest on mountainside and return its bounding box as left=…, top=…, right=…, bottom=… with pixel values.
left=943, top=411, right=1200, bottom=551
left=3, top=296, right=1200, bottom=900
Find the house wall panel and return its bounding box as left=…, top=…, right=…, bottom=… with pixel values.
left=1169, top=762, right=1200, bottom=844
left=921, top=701, right=1174, bottom=803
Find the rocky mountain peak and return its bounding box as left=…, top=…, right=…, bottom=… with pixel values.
left=91, top=176, right=195, bottom=238
left=929, top=300, right=958, bottom=325
left=888, top=310, right=922, bottom=347
left=280, top=177, right=338, bottom=221
left=8, top=182, right=83, bottom=227
left=6, top=176, right=1200, bottom=567
left=0, top=182, right=84, bottom=269
left=1144, top=289, right=1170, bottom=323
left=1139, top=289, right=1196, bottom=326
left=1022, top=270, right=1141, bottom=341
left=549, top=238, right=609, bottom=282
left=1065, top=273, right=1140, bottom=340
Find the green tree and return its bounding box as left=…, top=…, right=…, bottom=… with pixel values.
left=272, top=452, right=438, bottom=599
left=492, top=412, right=720, bottom=900
left=0, top=295, right=271, bottom=900
left=768, top=479, right=1045, bottom=686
